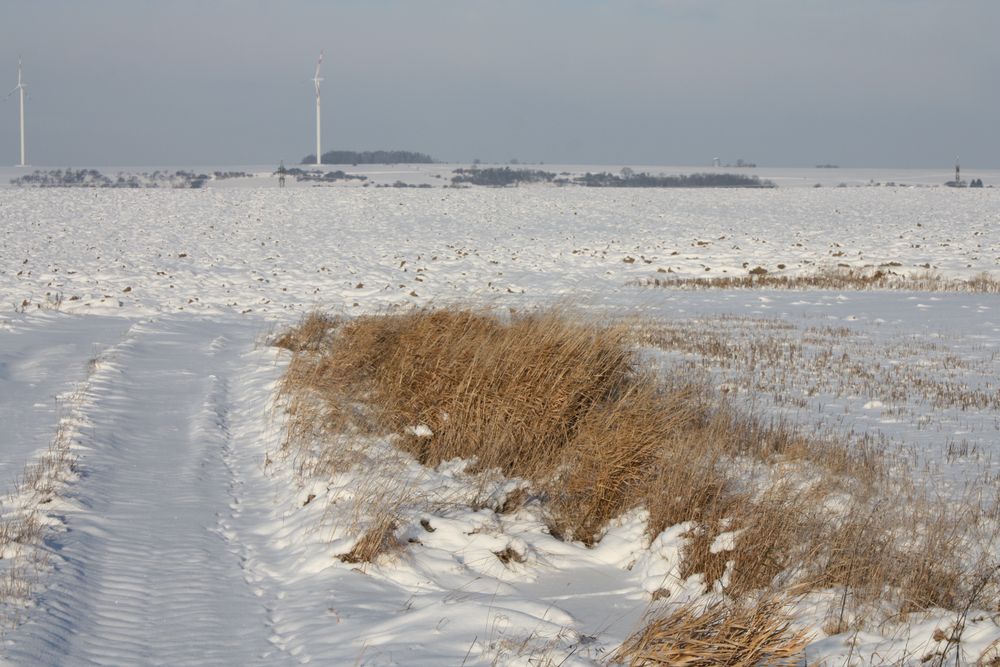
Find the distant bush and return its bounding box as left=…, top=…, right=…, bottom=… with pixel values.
left=389, top=181, right=433, bottom=188
left=285, top=168, right=367, bottom=183
left=451, top=167, right=557, bottom=187
left=301, top=150, right=435, bottom=165
left=575, top=171, right=776, bottom=188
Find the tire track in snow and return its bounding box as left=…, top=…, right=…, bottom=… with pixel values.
left=2, top=318, right=288, bottom=666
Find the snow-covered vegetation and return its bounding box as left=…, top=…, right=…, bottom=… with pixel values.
left=1, top=170, right=999, bottom=664
left=9, top=168, right=224, bottom=188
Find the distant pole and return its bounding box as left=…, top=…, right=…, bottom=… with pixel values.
left=313, top=52, right=323, bottom=166
left=18, top=69, right=25, bottom=167
left=6, top=57, right=27, bottom=166
left=955, top=156, right=960, bottom=185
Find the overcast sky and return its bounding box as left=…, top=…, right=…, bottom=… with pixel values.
left=1, top=0, right=997, bottom=168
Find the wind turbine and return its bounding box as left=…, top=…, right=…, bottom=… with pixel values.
left=313, top=52, right=323, bottom=166
left=5, top=57, right=26, bottom=167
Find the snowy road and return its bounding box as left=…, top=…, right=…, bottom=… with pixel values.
left=2, top=317, right=290, bottom=666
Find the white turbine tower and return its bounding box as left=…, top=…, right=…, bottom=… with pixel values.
left=313, top=52, right=323, bottom=166
left=5, top=57, right=26, bottom=167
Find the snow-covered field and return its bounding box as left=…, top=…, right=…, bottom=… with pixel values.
left=1, top=171, right=999, bottom=665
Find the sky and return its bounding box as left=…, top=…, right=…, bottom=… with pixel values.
left=0, top=0, right=998, bottom=168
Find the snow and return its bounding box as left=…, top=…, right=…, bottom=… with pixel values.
left=405, top=424, right=434, bottom=438
left=0, top=170, right=998, bottom=664
left=0, top=313, right=131, bottom=491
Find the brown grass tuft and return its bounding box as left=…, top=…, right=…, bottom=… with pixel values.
left=340, top=511, right=401, bottom=564
left=612, top=596, right=811, bottom=666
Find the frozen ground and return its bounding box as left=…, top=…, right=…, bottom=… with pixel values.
left=0, top=175, right=998, bottom=664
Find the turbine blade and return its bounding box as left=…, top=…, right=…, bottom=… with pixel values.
left=4, top=86, right=18, bottom=99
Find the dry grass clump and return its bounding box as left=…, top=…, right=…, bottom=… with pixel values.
left=678, top=485, right=971, bottom=620
left=334, top=474, right=414, bottom=565
left=634, top=267, right=1000, bottom=293
left=340, top=512, right=401, bottom=564
left=334, top=309, right=636, bottom=474
left=967, top=271, right=1000, bottom=293
left=645, top=407, right=898, bottom=604
left=273, top=311, right=339, bottom=353
left=281, top=307, right=695, bottom=544
left=0, top=509, right=43, bottom=558
left=612, top=596, right=811, bottom=666
left=0, top=435, right=76, bottom=630
left=278, top=306, right=998, bottom=631
left=547, top=383, right=701, bottom=541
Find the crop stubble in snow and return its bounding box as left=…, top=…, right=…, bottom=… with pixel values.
left=1, top=186, right=999, bottom=316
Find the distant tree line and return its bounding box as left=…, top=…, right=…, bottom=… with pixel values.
left=11, top=168, right=116, bottom=187
left=301, top=150, right=435, bottom=165
left=380, top=181, right=434, bottom=189
left=451, top=167, right=776, bottom=189
left=10, top=169, right=211, bottom=188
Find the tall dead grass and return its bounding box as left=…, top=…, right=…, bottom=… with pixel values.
left=277, top=306, right=999, bottom=633
left=280, top=308, right=694, bottom=544
left=633, top=267, right=1000, bottom=293
left=0, top=426, right=76, bottom=631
